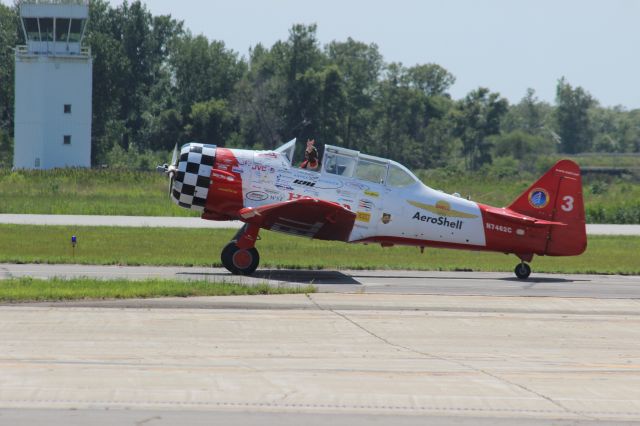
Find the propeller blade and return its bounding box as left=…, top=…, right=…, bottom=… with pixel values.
left=171, top=144, right=178, bottom=167
left=168, top=171, right=175, bottom=196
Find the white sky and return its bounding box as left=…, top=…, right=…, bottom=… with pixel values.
left=8, top=0, right=640, bottom=108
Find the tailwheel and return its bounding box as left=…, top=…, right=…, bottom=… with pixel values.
left=514, top=262, right=531, bottom=280
left=221, top=242, right=260, bottom=275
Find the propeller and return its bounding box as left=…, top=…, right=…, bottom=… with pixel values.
left=157, top=144, right=179, bottom=196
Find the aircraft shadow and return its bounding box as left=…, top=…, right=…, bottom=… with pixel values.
left=177, top=269, right=588, bottom=285
left=500, top=277, right=589, bottom=284
left=176, top=269, right=360, bottom=285
left=348, top=273, right=586, bottom=284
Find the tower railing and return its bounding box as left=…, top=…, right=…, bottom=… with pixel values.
left=15, top=44, right=91, bottom=57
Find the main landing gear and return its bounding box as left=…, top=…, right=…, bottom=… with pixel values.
left=220, top=224, right=261, bottom=275
left=514, top=253, right=533, bottom=279
left=514, top=262, right=531, bottom=280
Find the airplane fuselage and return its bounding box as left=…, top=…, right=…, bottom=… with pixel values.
left=165, top=140, right=586, bottom=277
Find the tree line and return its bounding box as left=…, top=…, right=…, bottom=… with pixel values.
left=1, top=1, right=639, bottom=171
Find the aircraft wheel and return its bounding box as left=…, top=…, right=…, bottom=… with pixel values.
left=514, top=262, right=531, bottom=280
left=221, top=242, right=260, bottom=275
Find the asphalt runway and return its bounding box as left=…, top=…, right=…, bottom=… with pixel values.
left=0, top=213, right=638, bottom=234
left=2, top=265, right=640, bottom=424
left=2, top=263, right=640, bottom=299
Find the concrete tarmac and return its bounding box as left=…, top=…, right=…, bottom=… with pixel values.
left=2, top=262, right=640, bottom=424
left=0, top=213, right=638, bottom=234
left=2, top=291, right=640, bottom=425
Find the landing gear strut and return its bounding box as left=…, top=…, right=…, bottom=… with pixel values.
left=220, top=224, right=261, bottom=275
left=514, top=262, right=531, bottom=280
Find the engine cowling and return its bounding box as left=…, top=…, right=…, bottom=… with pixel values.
left=171, top=142, right=216, bottom=211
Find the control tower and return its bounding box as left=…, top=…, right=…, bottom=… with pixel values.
left=14, top=0, right=92, bottom=169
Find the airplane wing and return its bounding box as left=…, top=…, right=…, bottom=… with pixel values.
left=238, top=198, right=356, bottom=242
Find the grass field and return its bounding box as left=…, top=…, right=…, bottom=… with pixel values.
left=0, top=169, right=197, bottom=217
left=0, top=225, right=638, bottom=275
left=0, top=277, right=315, bottom=302
left=2, top=165, right=640, bottom=222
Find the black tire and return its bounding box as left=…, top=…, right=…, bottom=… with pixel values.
left=514, top=262, right=531, bottom=280
left=221, top=242, right=260, bottom=275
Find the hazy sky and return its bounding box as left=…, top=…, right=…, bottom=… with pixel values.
left=9, top=0, right=640, bottom=108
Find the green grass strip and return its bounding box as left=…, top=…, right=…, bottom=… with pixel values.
left=0, top=277, right=315, bottom=302
left=0, top=224, right=639, bottom=275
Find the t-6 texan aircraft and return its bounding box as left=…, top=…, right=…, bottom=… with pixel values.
left=158, top=139, right=586, bottom=279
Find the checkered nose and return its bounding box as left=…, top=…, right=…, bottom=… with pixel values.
left=171, top=142, right=216, bottom=212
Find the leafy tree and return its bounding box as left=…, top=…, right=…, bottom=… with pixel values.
left=452, top=88, right=508, bottom=171
left=0, top=3, right=19, bottom=135
left=502, top=88, right=554, bottom=136
left=185, top=99, right=236, bottom=146
left=0, top=128, right=13, bottom=168
left=282, top=24, right=325, bottom=143
left=555, top=77, right=595, bottom=154
left=405, top=63, right=455, bottom=97
left=169, top=34, right=244, bottom=116
left=87, top=0, right=183, bottom=161
left=327, top=38, right=382, bottom=150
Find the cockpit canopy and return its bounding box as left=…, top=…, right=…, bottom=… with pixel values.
left=275, top=139, right=419, bottom=188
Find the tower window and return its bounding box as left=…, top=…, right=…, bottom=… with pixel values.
left=63, top=135, right=71, bottom=145
left=64, top=104, right=71, bottom=114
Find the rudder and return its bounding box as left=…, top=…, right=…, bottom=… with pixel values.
left=507, top=160, right=586, bottom=256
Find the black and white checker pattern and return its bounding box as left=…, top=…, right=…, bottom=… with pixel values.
left=171, top=142, right=216, bottom=211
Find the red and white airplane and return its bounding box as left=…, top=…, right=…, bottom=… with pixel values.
left=158, top=139, right=586, bottom=279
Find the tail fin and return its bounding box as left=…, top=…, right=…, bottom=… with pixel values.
left=508, top=160, right=586, bottom=256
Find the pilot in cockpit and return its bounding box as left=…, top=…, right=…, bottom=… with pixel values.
left=299, top=139, right=319, bottom=171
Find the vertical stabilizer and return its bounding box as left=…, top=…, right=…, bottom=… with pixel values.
left=507, top=160, right=586, bottom=256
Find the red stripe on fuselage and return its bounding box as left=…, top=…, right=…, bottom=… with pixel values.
left=203, top=148, right=244, bottom=220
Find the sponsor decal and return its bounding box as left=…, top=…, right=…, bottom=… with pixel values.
left=358, top=199, right=374, bottom=211
left=516, top=229, right=525, bottom=236
left=345, top=181, right=369, bottom=191
left=293, top=179, right=316, bottom=187
left=356, top=212, right=371, bottom=223
left=555, top=168, right=580, bottom=177
left=412, top=211, right=463, bottom=230
left=381, top=213, right=391, bottom=224
left=276, top=183, right=294, bottom=191
left=211, top=171, right=235, bottom=182
left=364, top=190, right=379, bottom=198
left=257, top=152, right=278, bottom=158
left=314, top=178, right=343, bottom=190
left=528, top=188, right=550, bottom=209
left=288, top=193, right=313, bottom=201
left=337, top=189, right=356, bottom=197
left=246, top=191, right=269, bottom=202
left=252, top=164, right=269, bottom=171
left=407, top=200, right=478, bottom=219
left=486, top=223, right=512, bottom=234
left=217, top=187, right=239, bottom=194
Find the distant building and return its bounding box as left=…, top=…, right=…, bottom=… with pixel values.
left=13, top=0, right=92, bottom=169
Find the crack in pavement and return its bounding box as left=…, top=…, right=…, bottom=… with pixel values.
left=306, top=293, right=596, bottom=421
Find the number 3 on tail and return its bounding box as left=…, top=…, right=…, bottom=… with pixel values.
left=561, top=195, right=574, bottom=212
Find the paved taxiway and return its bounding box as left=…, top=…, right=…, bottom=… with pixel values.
left=2, top=267, right=640, bottom=424
left=2, top=263, right=640, bottom=299
left=1, top=213, right=638, bottom=234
